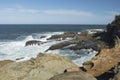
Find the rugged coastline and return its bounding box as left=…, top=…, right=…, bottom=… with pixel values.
left=0, top=15, right=120, bottom=80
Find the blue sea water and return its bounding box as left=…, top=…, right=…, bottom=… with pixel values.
left=0, top=24, right=106, bottom=66
left=0, top=24, right=106, bottom=40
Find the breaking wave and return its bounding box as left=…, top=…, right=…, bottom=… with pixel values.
left=0, top=31, right=100, bottom=66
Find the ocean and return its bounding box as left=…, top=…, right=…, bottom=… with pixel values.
left=0, top=24, right=106, bottom=66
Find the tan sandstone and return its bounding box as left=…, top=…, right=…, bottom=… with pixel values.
left=0, top=53, right=77, bottom=80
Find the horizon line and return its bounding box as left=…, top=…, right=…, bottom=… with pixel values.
left=0, top=24, right=107, bottom=25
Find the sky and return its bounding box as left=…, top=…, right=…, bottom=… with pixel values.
left=0, top=0, right=120, bottom=24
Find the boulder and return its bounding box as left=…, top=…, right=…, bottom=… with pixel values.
left=25, top=40, right=41, bottom=46
left=40, top=36, right=46, bottom=38
left=49, top=71, right=96, bottom=80
left=0, top=54, right=77, bottom=80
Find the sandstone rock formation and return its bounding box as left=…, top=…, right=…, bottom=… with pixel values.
left=49, top=71, right=96, bottom=80
left=83, top=47, right=120, bottom=76
left=79, top=15, right=120, bottom=80
left=0, top=60, right=14, bottom=68
left=82, top=46, right=120, bottom=80
left=0, top=54, right=77, bottom=80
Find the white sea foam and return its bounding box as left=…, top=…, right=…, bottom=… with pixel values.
left=0, top=32, right=98, bottom=66
left=72, top=50, right=98, bottom=66
left=47, top=49, right=98, bottom=66
left=0, top=32, right=64, bottom=61
left=86, top=29, right=105, bottom=34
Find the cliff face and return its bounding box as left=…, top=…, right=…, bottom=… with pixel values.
left=106, top=15, right=120, bottom=46
left=107, top=15, right=120, bottom=34
left=81, top=16, right=120, bottom=80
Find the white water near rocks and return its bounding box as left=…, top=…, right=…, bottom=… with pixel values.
left=47, top=49, right=98, bottom=66
left=0, top=30, right=100, bottom=66
left=0, top=32, right=64, bottom=61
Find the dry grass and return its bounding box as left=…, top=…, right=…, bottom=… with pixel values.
left=115, top=36, right=120, bottom=48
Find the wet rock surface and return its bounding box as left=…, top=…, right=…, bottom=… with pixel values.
left=47, top=32, right=76, bottom=40
left=47, top=31, right=108, bottom=52
left=25, top=40, right=42, bottom=46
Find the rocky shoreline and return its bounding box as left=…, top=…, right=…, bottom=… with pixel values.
left=0, top=15, right=120, bottom=80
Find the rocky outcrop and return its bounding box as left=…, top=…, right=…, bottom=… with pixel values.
left=83, top=48, right=120, bottom=76
left=46, top=41, right=71, bottom=51
left=94, top=15, right=120, bottom=47
left=69, top=41, right=108, bottom=51
left=107, top=15, right=120, bottom=35
left=25, top=40, right=41, bottom=46
left=83, top=47, right=120, bottom=80
left=47, top=32, right=76, bottom=40
left=96, top=62, right=120, bottom=80
left=46, top=32, right=92, bottom=51
left=106, top=15, right=120, bottom=46
left=49, top=71, right=97, bottom=80
left=79, top=15, right=120, bottom=80
left=47, top=32, right=108, bottom=51
left=0, top=53, right=77, bottom=80
left=0, top=60, right=14, bottom=68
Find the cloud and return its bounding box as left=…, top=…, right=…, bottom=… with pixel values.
left=0, top=7, right=95, bottom=17
left=0, top=8, right=15, bottom=13
left=43, top=10, right=95, bottom=16
left=0, top=8, right=40, bottom=14
left=0, top=6, right=118, bottom=24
